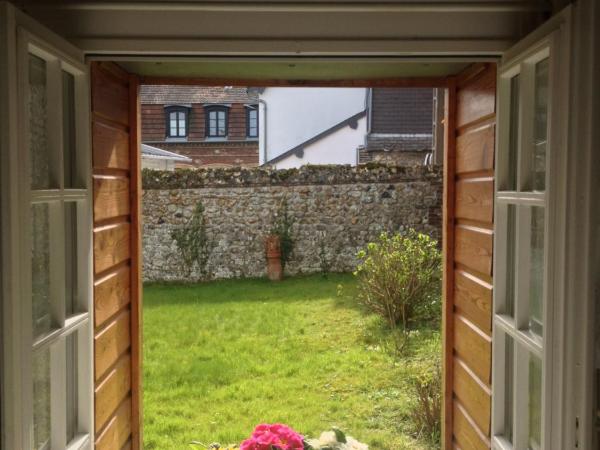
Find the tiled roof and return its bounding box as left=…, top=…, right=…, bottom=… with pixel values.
left=141, top=144, right=192, bottom=162
left=140, top=85, right=258, bottom=105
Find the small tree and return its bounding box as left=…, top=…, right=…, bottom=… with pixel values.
left=354, top=229, right=441, bottom=331
left=270, top=197, right=295, bottom=272
left=171, top=201, right=213, bottom=279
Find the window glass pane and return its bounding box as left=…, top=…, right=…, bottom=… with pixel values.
left=507, top=74, right=520, bottom=191
left=32, top=203, right=52, bottom=338
left=505, top=204, right=517, bottom=317
left=33, top=348, right=51, bottom=450
left=218, top=111, right=225, bottom=120
left=29, top=54, right=51, bottom=190
left=504, top=334, right=515, bottom=444
left=178, top=119, right=186, bottom=136
left=170, top=127, right=177, bottom=137
left=66, top=333, right=78, bottom=443
left=170, top=112, right=177, bottom=121
left=170, top=119, right=177, bottom=128
left=532, top=58, right=549, bottom=192
left=65, top=202, right=78, bottom=316
left=528, top=353, right=542, bottom=449
left=529, top=206, right=545, bottom=337
left=62, top=71, right=77, bottom=188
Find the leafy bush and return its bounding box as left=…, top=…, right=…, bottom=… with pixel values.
left=270, top=197, right=295, bottom=272
left=171, top=201, right=213, bottom=278
left=410, top=356, right=442, bottom=445
left=354, top=230, right=441, bottom=331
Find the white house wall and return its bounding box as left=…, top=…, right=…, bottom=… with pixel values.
left=272, top=116, right=366, bottom=169
left=259, top=87, right=366, bottom=165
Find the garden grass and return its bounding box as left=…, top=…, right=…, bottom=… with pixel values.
left=143, top=274, right=440, bottom=450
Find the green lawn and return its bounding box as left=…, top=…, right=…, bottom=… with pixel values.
left=143, top=274, right=440, bottom=450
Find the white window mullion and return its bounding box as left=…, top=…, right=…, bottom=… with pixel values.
left=17, top=31, right=36, bottom=450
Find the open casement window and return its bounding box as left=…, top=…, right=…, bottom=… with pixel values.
left=165, top=105, right=189, bottom=138
left=492, top=18, right=570, bottom=450
left=204, top=105, right=229, bottom=138
left=17, top=30, right=93, bottom=450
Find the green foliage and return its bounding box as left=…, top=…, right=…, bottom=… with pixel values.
left=354, top=230, right=441, bottom=333
left=171, top=201, right=213, bottom=278
left=270, top=197, right=295, bottom=272
left=409, top=352, right=442, bottom=446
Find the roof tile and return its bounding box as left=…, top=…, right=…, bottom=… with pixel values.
left=140, top=85, right=258, bottom=104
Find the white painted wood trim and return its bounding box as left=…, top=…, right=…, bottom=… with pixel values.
left=1, top=3, right=94, bottom=449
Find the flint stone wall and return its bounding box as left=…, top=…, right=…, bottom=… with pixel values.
left=142, top=164, right=442, bottom=282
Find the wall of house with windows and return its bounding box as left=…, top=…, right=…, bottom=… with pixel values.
left=140, top=86, right=259, bottom=168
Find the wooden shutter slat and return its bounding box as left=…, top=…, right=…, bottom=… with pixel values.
left=444, top=63, right=496, bottom=450
left=91, top=61, right=141, bottom=450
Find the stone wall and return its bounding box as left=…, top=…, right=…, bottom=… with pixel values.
left=142, top=164, right=442, bottom=282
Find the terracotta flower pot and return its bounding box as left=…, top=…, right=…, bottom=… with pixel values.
left=265, top=234, right=283, bottom=281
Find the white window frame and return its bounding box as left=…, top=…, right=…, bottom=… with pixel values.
left=492, top=12, right=571, bottom=450
left=3, top=18, right=93, bottom=450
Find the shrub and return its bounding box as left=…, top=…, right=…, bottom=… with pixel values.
left=354, top=230, right=441, bottom=331
left=171, top=201, right=213, bottom=278
left=410, top=356, right=442, bottom=445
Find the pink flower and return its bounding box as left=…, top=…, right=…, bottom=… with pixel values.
left=240, top=423, right=304, bottom=450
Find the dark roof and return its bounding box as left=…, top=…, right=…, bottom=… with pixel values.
left=140, top=85, right=258, bottom=105
left=266, top=110, right=367, bottom=165
left=141, top=144, right=192, bottom=162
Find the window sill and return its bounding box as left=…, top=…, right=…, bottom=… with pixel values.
left=204, top=137, right=229, bottom=142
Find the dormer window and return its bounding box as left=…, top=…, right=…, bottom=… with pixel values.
left=165, top=105, right=189, bottom=138
left=246, top=105, right=259, bottom=138
left=205, top=105, right=229, bottom=138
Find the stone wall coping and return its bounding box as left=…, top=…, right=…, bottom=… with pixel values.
left=142, top=164, right=442, bottom=190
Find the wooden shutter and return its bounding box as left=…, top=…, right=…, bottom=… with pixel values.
left=91, top=62, right=142, bottom=450
left=443, top=63, right=496, bottom=450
